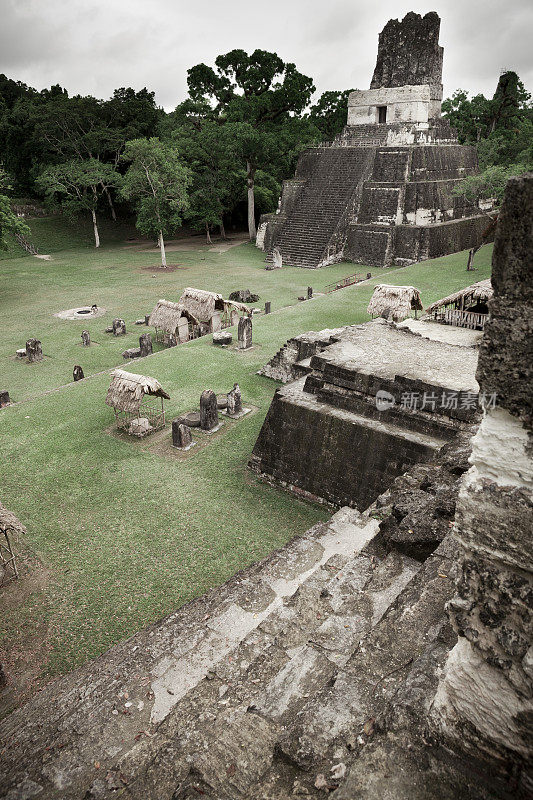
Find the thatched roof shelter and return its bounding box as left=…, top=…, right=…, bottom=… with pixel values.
left=105, top=369, right=170, bottom=414
left=425, top=279, right=493, bottom=313
left=178, top=288, right=225, bottom=323
left=148, top=299, right=199, bottom=333
left=178, top=288, right=250, bottom=323
left=0, top=503, right=26, bottom=535
left=367, top=284, right=423, bottom=322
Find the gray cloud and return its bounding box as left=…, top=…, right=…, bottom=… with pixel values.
left=0, top=0, right=531, bottom=109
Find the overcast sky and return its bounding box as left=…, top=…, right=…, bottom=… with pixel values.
left=1, top=0, right=532, bottom=110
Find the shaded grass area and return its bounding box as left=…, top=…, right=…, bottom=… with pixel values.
left=0, top=214, right=139, bottom=261
left=0, top=234, right=493, bottom=706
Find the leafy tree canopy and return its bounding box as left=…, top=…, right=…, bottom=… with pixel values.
left=308, top=89, right=353, bottom=140
left=120, top=137, right=191, bottom=265
left=0, top=165, right=30, bottom=249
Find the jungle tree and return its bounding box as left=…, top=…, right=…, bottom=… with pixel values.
left=120, top=138, right=190, bottom=267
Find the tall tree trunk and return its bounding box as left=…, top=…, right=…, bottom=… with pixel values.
left=91, top=210, right=100, bottom=248
left=158, top=231, right=167, bottom=267
left=205, top=222, right=212, bottom=244
left=103, top=184, right=117, bottom=221
left=246, top=160, right=256, bottom=241
left=220, top=220, right=227, bottom=240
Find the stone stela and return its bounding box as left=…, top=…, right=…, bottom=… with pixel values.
left=139, top=333, right=152, bottom=358
left=25, top=338, right=42, bottom=363
left=200, top=389, right=219, bottom=431
left=112, top=318, right=126, bottom=336
left=238, top=316, right=252, bottom=349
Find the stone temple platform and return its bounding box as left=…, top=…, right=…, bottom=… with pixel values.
left=250, top=319, right=480, bottom=509
left=257, top=13, right=492, bottom=268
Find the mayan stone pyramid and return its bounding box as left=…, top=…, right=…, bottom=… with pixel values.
left=257, top=12, right=491, bottom=268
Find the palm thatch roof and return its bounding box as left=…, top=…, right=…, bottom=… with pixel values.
left=225, top=299, right=251, bottom=314
left=425, top=279, right=493, bottom=313
left=0, top=503, right=26, bottom=535
left=148, top=299, right=199, bottom=333
left=105, top=369, right=170, bottom=413
left=367, top=284, right=423, bottom=322
left=178, top=288, right=225, bottom=323
left=178, top=288, right=250, bottom=322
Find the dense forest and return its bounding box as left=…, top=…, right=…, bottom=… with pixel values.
left=0, top=53, right=531, bottom=261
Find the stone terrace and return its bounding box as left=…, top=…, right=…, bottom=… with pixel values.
left=250, top=319, right=480, bottom=509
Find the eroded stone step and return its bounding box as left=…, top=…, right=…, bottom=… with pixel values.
left=274, top=537, right=459, bottom=772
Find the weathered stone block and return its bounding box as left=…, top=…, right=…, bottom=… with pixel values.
left=25, top=338, right=42, bottom=363
left=172, top=420, right=192, bottom=448
left=226, top=384, right=242, bottom=416
left=139, top=333, right=152, bottom=358
left=112, top=318, right=126, bottom=336
left=213, top=331, right=232, bottom=346
left=122, top=347, right=141, bottom=359
left=238, top=316, right=252, bottom=350
left=200, top=390, right=218, bottom=431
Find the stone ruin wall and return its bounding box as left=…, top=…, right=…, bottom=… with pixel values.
left=250, top=320, right=480, bottom=511
left=430, top=174, right=533, bottom=785
left=370, top=11, right=443, bottom=93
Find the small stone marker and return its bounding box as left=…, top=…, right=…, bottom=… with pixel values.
left=367, top=272, right=372, bottom=280
left=112, top=318, right=126, bottom=336
left=176, top=411, right=201, bottom=427
left=172, top=420, right=192, bottom=449
left=135, top=318, right=146, bottom=326
left=139, top=333, right=152, bottom=358
left=238, top=316, right=252, bottom=350
left=273, top=248, right=283, bottom=269
left=81, top=330, right=91, bottom=347
left=16, top=348, right=26, bottom=359
left=307, top=286, right=313, bottom=299
left=26, top=338, right=42, bottom=363
left=145, top=315, right=150, bottom=325
left=213, top=331, right=232, bottom=346
left=0, top=391, right=10, bottom=407
left=227, top=383, right=242, bottom=416
left=91, top=304, right=98, bottom=313
left=104, top=325, right=114, bottom=333
left=200, top=389, right=218, bottom=431
left=177, top=317, right=189, bottom=343
left=73, top=365, right=84, bottom=381
left=122, top=347, right=141, bottom=359
left=265, top=301, right=271, bottom=314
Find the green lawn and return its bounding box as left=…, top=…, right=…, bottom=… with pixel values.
left=0, top=223, right=493, bottom=709
left=1, top=216, right=397, bottom=402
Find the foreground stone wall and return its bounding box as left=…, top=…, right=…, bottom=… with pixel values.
left=431, top=174, right=533, bottom=785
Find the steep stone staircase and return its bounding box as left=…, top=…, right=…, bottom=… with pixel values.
left=0, top=504, right=477, bottom=800
left=266, top=148, right=374, bottom=268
